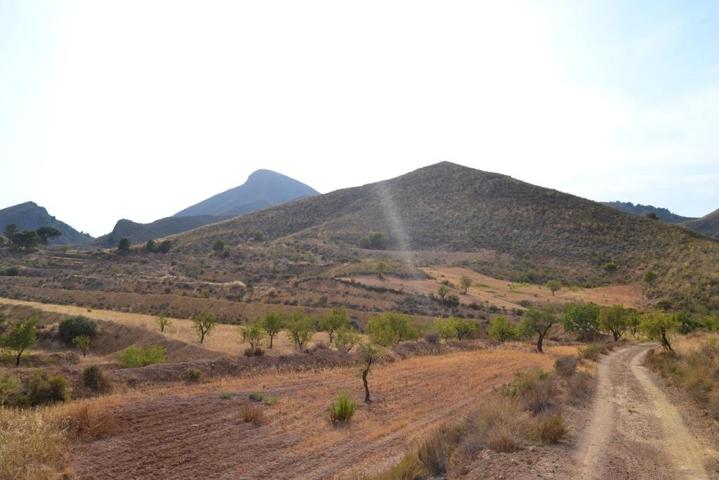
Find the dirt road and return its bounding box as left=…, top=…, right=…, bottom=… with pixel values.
left=576, top=344, right=717, bottom=480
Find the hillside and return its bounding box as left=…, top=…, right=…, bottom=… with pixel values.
left=603, top=201, right=695, bottom=224
left=682, top=209, right=719, bottom=238
left=175, top=162, right=719, bottom=309
left=174, top=169, right=318, bottom=217
left=0, top=201, right=93, bottom=245
left=95, top=215, right=231, bottom=246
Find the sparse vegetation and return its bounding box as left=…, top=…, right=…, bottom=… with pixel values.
left=329, top=392, right=357, bottom=424
left=72, top=334, right=92, bottom=356
left=284, top=313, right=314, bottom=350
left=261, top=312, right=283, bottom=349
left=366, top=312, right=419, bottom=346
left=82, top=366, right=112, bottom=393
left=119, top=345, right=166, bottom=368
left=158, top=316, right=171, bottom=333
left=240, top=404, right=267, bottom=425
left=488, top=316, right=518, bottom=342
left=1, top=318, right=37, bottom=366
left=192, top=312, right=217, bottom=344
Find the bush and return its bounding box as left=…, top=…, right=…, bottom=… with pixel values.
left=367, top=312, right=419, bottom=346
left=185, top=368, right=202, bottom=383
left=578, top=342, right=611, bottom=361
left=566, top=371, right=594, bottom=404
left=58, top=316, right=97, bottom=344
left=118, top=346, right=166, bottom=368
left=82, top=366, right=111, bottom=393
left=0, top=373, right=24, bottom=406
left=463, top=399, right=525, bottom=453
left=243, top=347, right=265, bottom=357
left=554, top=356, right=578, bottom=378
left=27, top=373, right=70, bottom=406
left=335, top=327, right=361, bottom=352
left=532, top=414, right=568, bottom=444
left=488, top=316, right=517, bottom=342
left=240, top=404, right=267, bottom=425
left=416, top=425, right=462, bottom=475
left=500, top=369, right=557, bottom=415
left=329, top=392, right=357, bottom=424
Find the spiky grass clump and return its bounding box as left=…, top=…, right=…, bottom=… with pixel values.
left=329, top=392, right=357, bottom=424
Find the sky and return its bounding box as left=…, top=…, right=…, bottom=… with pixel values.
left=1, top=0, right=718, bottom=236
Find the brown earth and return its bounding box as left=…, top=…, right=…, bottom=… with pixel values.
left=576, top=344, right=719, bottom=479
left=70, top=347, right=574, bottom=480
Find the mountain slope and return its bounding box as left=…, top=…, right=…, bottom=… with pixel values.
left=95, top=215, right=231, bottom=246
left=603, top=201, right=695, bottom=224
left=0, top=202, right=93, bottom=245
left=174, top=162, right=719, bottom=309
left=174, top=169, right=318, bottom=217
left=682, top=209, right=719, bottom=238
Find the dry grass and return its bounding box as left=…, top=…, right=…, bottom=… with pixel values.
left=240, top=404, right=267, bottom=426
left=0, top=397, right=121, bottom=480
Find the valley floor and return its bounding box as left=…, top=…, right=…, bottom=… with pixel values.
left=70, top=348, right=572, bottom=480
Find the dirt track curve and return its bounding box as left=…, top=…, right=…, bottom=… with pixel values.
left=576, top=344, right=717, bottom=480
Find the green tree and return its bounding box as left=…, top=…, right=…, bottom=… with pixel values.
left=359, top=343, right=383, bottom=403
left=453, top=318, right=480, bottom=340
left=640, top=311, right=678, bottom=351
left=241, top=321, right=265, bottom=352
left=192, top=312, right=217, bottom=344
left=319, top=308, right=349, bottom=345
left=158, top=316, right=171, bottom=333
left=562, top=303, right=600, bottom=341
left=459, top=276, right=472, bottom=294
left=545, top=280, right=561, bottom=296
left=4, top=224, right=17, bottom=239
left=437, top=285, right=448, bottom=302
left=157, top=240, right=172, bottom=253
left=72, top=335, right=92, bottom=357
left=213, top=240, right=225, bottom=253
left=366, top=312, right=419, bottom=346
left=643, top=270, right=657, bottom=284
left=144, top=239, right=157, bottom=253
left=261, top=312, right=284, bottom=349
left=377, top=261, right=387, bottom=280
left=284, top=313, right=314, bottom=350
left=117, top=238, right=130, bottom=254
left=2, top=319, right=37, bottom=366
left=521, top=308, right=556, bottom=353
left=36, top=226, right=62, bottom=245
left=11, top=230, right=41, bottom=251
left=335, top=327, right=360, bottom=353
left=488, top=316, right=517, bottom=342
left=434, top=318, right=457, bottom=341
left=598, top=305, right=629, bottom=341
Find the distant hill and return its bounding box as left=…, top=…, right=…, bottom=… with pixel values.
left=0, top=201, right=93, bottom=245
left=603, top=201, right=695, bottom=224
left=174, top=169, right=318, bottom=217
left=95, top=215, right=231, bottom=247
left=173, top=162, right=719, bottom=310
left=682, top=209, right=719, bottom=239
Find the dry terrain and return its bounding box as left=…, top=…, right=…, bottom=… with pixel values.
left=576, top=345, right=719, bottom=479
left=71, top=347, right=574, bottom=480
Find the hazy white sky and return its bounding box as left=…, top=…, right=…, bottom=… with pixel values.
left=1, top=0, right=718, bottom=236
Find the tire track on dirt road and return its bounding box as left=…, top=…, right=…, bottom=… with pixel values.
left=576, top=344, right=716, bottom=480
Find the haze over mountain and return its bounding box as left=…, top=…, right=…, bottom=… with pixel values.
left=96, top=169, right=318, bottom=246
left=174, top=162, right=719, bottom=310
left=174, top=169, right=318, bottom=217
left=603, top=201, right=696, bottom=224
left=0, top=202, right=93, bottom=245
left=683, top=209, right=719, bottom=239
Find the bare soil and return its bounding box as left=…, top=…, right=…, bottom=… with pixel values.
left=70, top=347, right=573, bottom=480
left=576, top=344, right=719, bottom=479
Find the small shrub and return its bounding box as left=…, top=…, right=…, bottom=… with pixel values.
left=243, top=347, right=265, bottom=357
left=462, top=399, right=527, bottom=454
left=500, top=369, right=557, bottom=415
left=58, top=316, right=97, bottom=344
left=185, top=368, right=202, bottom=383
left=118, top=346, right=166, bottom=368
left=371, top=454, right=424, bottom=480
left=82, top=366, right=112, bottom=393
left=567, top=371, right=594, bottom=404
left=219, top=392, right=236, bottom=400
left=554, top=356, right=578, bottom=378
left=488, top=316, right=517, bottom=342
left=0, top=373, right=24, bottom=406
left=63, top=403, right=119, bottom=440
left=532, top=414, right=568, bottom=444
left=27, top=373, right=70, bottom=406
left=416, top=425, right=462, bottom=475
left=578, top=342, right=610, bottom=361
left=248, top=392, right=264, bottom=402
left=240, top=404, right=267, bottom=425
left=329, top=392, right=357, bottom=424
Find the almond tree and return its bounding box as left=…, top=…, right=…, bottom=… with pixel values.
left=192, top=312, right=217, bottom=344
left=521, top=308, right=556, bottom=353
left=2, top=319, right=37, bottom=366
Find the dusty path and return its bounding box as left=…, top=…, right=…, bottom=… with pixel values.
left=71, top=347, right=572, bottom=480
left=577, top=344, right=716, bottom=480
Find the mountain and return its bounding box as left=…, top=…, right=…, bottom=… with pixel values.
left=682, top=209, right=719, bottom=239
left=0, top=201, right=93, bottom=245
left=95, top=215, right=231, bottom=246
left=174, top=169, right=319, bottom=217
left=173, top=162, right=719, bottom=310
left=603, top=201, right=695, bottom=224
